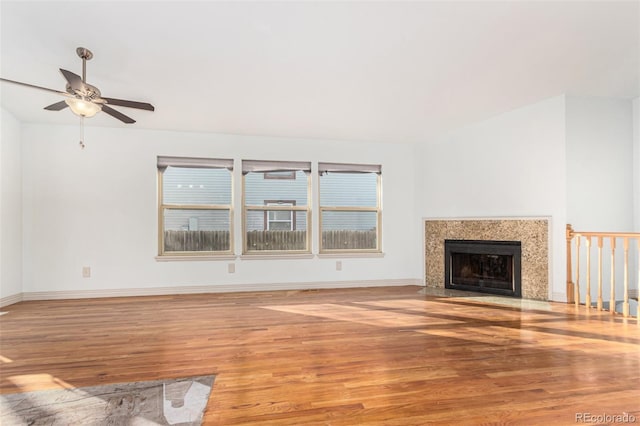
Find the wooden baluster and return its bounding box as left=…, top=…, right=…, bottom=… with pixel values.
left=610, top=237, right=616, bottom=314
left=597, top=236, right=603, bottom=311
left=575, top=236, right=581, bottom=307
left=565, top=229, right=639, bottom=318
left=622, top=237, right=629, bottom=317
left=585, top=237, right=592, bottom=309
left=566, top=224, right=575, bottom=304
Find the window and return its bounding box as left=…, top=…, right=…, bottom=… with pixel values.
left=264, top=171, right=296, bottom=180
left=243, top=160, right=311, bottom=253
left=318, top=162, right=382, bottom=253
left=265, top=201, right=296, bottom=230
left=158, top=156, right=233, bottom=255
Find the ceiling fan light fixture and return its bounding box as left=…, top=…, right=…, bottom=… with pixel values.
left=65, top=97, right=101, bottom=118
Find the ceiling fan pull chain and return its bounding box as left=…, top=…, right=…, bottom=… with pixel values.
left=79, top=116, right=85, bottom=149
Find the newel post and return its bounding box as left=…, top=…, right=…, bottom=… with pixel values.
left=566, top=224, right=575, bottom=304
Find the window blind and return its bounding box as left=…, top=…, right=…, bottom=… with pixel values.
left=318, top=162, right=381, bottom=174
left=242, top=160, right=311, bottom=175
left=157, top=156, right=234, bottom=170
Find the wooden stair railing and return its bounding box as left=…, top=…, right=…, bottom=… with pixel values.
left=566, top=224, right=639, bottom=319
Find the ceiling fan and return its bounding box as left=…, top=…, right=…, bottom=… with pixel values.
left=0, top=47, right=154, bottom=124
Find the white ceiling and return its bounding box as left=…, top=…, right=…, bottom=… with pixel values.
left=1, top=1, right=638, bottom=144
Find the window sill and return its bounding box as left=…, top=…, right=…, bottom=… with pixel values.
left=155, top=254, right=237, bottom=262
left=240, top=253, right=315, bottom=260
left=317, top=252, right=385, bottom=259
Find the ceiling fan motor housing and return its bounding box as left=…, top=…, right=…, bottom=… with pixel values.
left=66, top=83, right=102, bottom=102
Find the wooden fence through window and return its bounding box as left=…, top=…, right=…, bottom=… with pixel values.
left=164, top=230, right=231, bottom=252
left=164, top=229, right=377, bottom=252
left=321, top=230, right=377, bottom=250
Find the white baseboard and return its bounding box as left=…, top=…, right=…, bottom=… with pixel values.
left=0, top=292, right=23, bottom=308
left=19, top=279, right=423, bottom=302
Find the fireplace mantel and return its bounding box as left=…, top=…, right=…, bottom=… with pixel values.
left=424, top=218, right=549, bottom=300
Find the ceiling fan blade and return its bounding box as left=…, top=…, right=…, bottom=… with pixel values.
left=102, top=97, right=155, bottom=111
left=59, top=69, right=85, bottom=91
left=0, top=77, right=70, bottom=96
left=102, top=104, right=135, bottom=124
left=44, top=100, right=69, bottom=111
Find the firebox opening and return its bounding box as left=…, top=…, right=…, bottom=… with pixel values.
left=445, top=240, right=522, bottom=298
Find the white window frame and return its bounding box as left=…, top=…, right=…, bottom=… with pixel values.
left=318, top=162, right=382, bottom=254
left=242, top=160, right=311, bottom=254
left=157, top=156, right=234, bottom=257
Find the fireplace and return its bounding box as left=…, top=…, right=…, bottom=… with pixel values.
left=444, top=240, right=522, bottom=298
left=425, top=219, right=548, bottom=300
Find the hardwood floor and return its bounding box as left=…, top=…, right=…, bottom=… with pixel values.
left=1, top=286, right=639, bottom=425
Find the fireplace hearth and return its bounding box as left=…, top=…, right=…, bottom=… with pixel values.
left=445, top=239, right=522, bottom=297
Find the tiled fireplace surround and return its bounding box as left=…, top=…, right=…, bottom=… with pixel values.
left=425, top=218, right=549, bottom=300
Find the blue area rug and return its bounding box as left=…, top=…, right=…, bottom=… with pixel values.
left=0, top=375, right=215, bottom=425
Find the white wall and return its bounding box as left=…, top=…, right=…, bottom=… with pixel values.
left=633, top=97, right=640, bottom=233
left=632, top=98, right=639, bottom=305
left=566, top=97, right=634, bottom=231
left=21, top=124, right=419, bottom=294
left=415, top=95, right=567, bottom=300
left=11, top=94, right=638, bottom=301
left=0, top=107, right=23, bottom=302
left=565, top=97, right=636, bottom=305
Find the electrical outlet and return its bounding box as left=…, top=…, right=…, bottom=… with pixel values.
left=228, top=263, right=235, bottom=273
left=82, top=266, right=91, bottom=278
left=336, top=261, right=342, bottom=271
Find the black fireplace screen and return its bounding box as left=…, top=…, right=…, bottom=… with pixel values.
left=444, top=240, right=521, bottom=297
